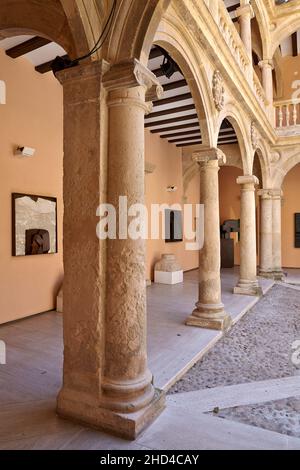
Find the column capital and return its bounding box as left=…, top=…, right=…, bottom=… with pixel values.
left=236, top=4, right=254, bottom=19
left=192, top=147, right=226, bottom=166
left=56, top=59, right=110, bottom=86
left=103, top=58, right=163, bottom=101
left=258, top=59, right=274, bottom=70
left=270, top=189, right=283, bottom=199
left=258, top=188, right=283, bottom=199
left=237, top=175, right=259, bottom=186
left=257, top=189, right=273, bottom=199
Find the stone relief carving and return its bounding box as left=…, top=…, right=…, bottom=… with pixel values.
left=251, top=122, right=259, bottom=149
left=270, top=151, right=281, bottom=164
left=212, top=70, right=225, bottom=111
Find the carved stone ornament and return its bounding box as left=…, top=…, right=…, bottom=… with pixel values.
left=270, top=151, right=281, bottom=164
left=251, top=122, right=259, bottom=149
left=212, top=70, right=225, bottom=112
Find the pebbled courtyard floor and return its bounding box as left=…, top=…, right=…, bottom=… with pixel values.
left=169, top=284, right=300, bottom=438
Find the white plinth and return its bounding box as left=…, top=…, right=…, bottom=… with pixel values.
left=154, top=270, right=183, bottom=285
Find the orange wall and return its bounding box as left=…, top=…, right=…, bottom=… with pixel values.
left=0, top=49, right=63, bottom=324
left=145, top=130, right=199, bottom=280
left=277, top=55, right=300, bottom=100
left=282, top=163, right=300, bottom=268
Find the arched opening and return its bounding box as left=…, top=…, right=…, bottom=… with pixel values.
left=217, top=118, right=243, bottom=270
left=144, top=42, right=212, bottom=285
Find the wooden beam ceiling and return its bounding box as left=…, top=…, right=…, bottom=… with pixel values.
left=6, top=36, right=51, bottom=59
left=145, top=113, right=198, bottom=128
left=153, top=92, right=192, bottom=107
left=146, top=104, right=195, bottom=120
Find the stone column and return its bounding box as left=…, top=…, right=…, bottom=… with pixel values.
left=272, top=189, right=284, bottom=280
left=258, top=60, right=274, bottom=105
left=56, top=59, right=165, bottom=440
left=258, top=189, right=273, bottom=277
left=236, top=3, right=254, bottom=62
left=186, top=148, right=232, bottom=331
left=102, top=60, right=164, bottom=419
left=234, top=175, right=262, bottom=296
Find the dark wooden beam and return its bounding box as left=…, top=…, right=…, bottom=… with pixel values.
left=149, top=47, right=164, bottom=60
left=218, top=141, right=238, bottom=145
left=35, top=55, right=68, bottom=74
left=292, top=32, right=298, bottom=57
left=151, top=122, right=199, bottom=134
left=153, top=92, right=192, bottom=107
left=162, top=129, right=201, bottom=139
left=6, top=36, right=52, bottom=59
left=145, top=104, right=195, bottom=120
left=151, top=67, right=167, bottom=78
left=227, top=3, right=240, bottom=13
left=163, top=79, right=187, bottom=91
left=145, top=113, right=198, bottom=128
left=176, top=141, right=202, bottom=147
left=168, top=135, right=202, bottom=144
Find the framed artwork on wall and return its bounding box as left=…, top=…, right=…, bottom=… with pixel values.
left=12, top=193, right=58, bottom=256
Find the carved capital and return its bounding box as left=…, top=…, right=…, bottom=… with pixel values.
left=212, top=70, right=225, bottom=112
left=237, top=175, right=259, bottom=186
left=236, top=4, right=254, bottom=19
left=192, top=147, right=226, bottom=166
left=270, top=189, right=283, bottom=200
left=56, top=60, right=110, bottom=86
left=257, top=189, right=273, bottom=200
left=258, top=59, right=274, bottom=70
left=103, top=59, right=162, bottom=100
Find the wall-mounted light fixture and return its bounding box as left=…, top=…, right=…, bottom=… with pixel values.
left=167, top=186, right=178, bottom=192
left=15, top=146, right=36, bottom=157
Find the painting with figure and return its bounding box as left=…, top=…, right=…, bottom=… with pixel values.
left=12, top=193, right=57, bottom=256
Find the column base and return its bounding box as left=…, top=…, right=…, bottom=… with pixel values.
left=57, top=387, right=165, bottom=440
left=259, top=270, right=284, bottom=281
left=273, top=270, right=284, bottom=281
left=234, top=280, right=263, bottom=296
left=186, top=303, right=232, bottom=331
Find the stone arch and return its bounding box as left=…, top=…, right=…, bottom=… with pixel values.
left=273, top=152, right=300, bottom=189
left=251, top=0, right=271, bottom=59
left=0, top=0, right=90, bottom=58
left=216, top=105, right=252, bottom=175
left=270, top=18, right=300, bottom=59
left=152, top=15, right=215, bottom=147
left=106, top=0, right=171, bottom=64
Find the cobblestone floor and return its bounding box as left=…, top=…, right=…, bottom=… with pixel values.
left=209, top=397, right=300, bottom=438
left=169, top=284, right=300, bottom=393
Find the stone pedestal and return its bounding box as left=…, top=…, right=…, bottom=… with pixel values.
left=154, top=254, right=183, bottom=284
left=234, top=175, right=262, bottom=296
left=258, top=190, right=274, bottom=278
left=56, top=60, right=165, bottom=440
left=186, top=148, right=231, bottom=331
